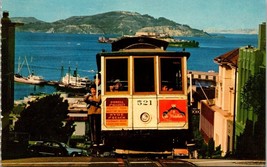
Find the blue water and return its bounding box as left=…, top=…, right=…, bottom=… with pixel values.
left=14, top=32, right=258, bottom=100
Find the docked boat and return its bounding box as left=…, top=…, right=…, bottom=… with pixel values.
left=57, top=67, right=92, bottom=92
left=14, top=56, right=46, bottom=85
left=14, top=73, right=46, bottom=85
left=98, top=36, right=118, bottom=43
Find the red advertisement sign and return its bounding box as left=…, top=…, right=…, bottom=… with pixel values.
left=106, top=98, right=128, bottom=127
left=159, top=100, right=187, bottom=123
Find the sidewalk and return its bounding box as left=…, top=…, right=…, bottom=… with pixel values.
left=185, top=159, right=266, bottom=166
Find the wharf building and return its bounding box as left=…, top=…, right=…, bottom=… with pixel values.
left=198, top=22, right=265, bottom=158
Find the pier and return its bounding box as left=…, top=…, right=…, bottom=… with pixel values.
left=18, top=70, right=218, bottom=87
left=188, top=70, right=218, bottom=86
left=188, top=70, right=218, bottom=82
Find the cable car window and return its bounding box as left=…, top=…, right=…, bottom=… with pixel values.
left=105, top=58, right=128, bottom=92
left=160, top=58, right=182, bottom=92
left=134, top=58, right=155, bottom=92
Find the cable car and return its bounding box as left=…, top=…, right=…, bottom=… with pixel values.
left=96, top=36, right=190, bottom=154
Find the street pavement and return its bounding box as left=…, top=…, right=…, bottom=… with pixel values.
left=1, top=157, right=193, bottom=167
left=1, top=157, right=266, bottom=166
left=185, top=159, right=266, bottom=166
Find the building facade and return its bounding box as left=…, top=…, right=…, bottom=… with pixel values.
left=235, top=22, right=266, bottom=158
left=200, top=48, right=238, bottom=156
left=199, top=22, right=265, bottom=157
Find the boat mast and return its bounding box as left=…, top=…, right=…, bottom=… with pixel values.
left=68, top=64, right=71, bottom=85
left=60, top=65, right=64, bottom=82
left=25, top=56, right=31, bottom=76
left=17, top=56, right=20, bottom=74
left=17, top=57, right=26, bottom=75
left=75, top=63, right=78, bottom=86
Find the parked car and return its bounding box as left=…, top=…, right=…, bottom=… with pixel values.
left=27, top=140, right=88, bottom=157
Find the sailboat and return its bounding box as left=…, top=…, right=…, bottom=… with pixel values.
left=14, top=56, right=46, bottom=85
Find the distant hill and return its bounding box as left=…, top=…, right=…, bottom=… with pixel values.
left=11, top=11, right=210, bottom=37
left=11, top=17, right=46, bottom=24
left=204, top=28, right=258, bottom=34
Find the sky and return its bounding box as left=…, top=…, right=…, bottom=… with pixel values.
left=1, top=0, right=266, bottom=30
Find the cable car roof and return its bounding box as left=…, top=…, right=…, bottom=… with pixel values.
left=95, top=36, right=190, bottom=73
left=111, top=36, right=169, bottom=51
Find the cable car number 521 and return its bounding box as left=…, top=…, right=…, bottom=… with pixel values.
left=137, top=100, right=152, bottom=105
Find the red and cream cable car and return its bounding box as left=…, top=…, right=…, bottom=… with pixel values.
left=96, top=36, right=190, bottom=153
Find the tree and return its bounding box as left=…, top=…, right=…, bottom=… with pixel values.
left=207, top=138, right=215, bottom=158
left=242, top=71, right=265, bottom=116
left=240, top=70, right=266, bottom=159
left=14, top=94, right=75, bottom=143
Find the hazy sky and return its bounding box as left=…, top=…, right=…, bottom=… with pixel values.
left=2, top=0, right=266, bottom=30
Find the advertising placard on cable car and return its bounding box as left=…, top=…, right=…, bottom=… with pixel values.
left=105, top=98, right=128, bottom=127
left=158, top=99, right=188, bottom=128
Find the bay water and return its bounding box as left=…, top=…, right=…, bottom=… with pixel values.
left=14, top=32, right=258, bottom=100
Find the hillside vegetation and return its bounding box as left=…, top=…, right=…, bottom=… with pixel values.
left=11, top=11, right=210, bottom=37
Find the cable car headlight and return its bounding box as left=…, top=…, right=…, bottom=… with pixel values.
left=140, top=112, right=151, bottom=123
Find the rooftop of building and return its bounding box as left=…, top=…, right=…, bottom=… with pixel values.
left=214, top=48, right=239, bottom=67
